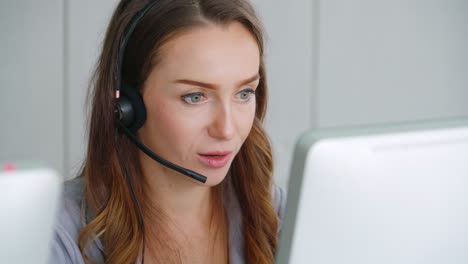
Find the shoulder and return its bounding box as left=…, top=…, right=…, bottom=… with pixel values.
left=56, top=177, right=85, bottom=235
left=49, top=177, right=87, bottom=264
left=272, top=184, right=287, bottom=233
left=60, top=177, right=86, bottom=227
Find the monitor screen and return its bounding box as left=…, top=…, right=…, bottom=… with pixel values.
left=0, top=167, right=61, bottom=264
left=277, top=119, right=468, bottom=264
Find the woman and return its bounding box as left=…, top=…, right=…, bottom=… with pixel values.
left=51, top=0, right=286, bottom=263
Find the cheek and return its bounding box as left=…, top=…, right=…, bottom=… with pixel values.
left=147, top=99, right=205, bottom=148
left=140, top=98, right=176, bottom=155
left=149, top=101, right=185, bottom=140
left=237, top=103, right=257, bottom=141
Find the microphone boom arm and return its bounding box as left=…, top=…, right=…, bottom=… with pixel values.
left=117, top=121, right=207, bottom=183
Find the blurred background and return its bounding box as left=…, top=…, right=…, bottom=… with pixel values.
left=1, top=0, right=467, bottom=189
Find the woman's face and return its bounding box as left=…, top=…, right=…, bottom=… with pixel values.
left=139, top=22, right=260, bottom=186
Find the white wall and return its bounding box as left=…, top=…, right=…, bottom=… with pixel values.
left=0, top=0, right=65, bottom=172
left=317, top=0, right=468, bottom=128
left=1, top=0, right=467, bottom=189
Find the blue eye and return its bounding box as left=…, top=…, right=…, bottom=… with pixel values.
left=181, top=92, right=206, bottom=104
left=237, top=88, right=256, bottom=101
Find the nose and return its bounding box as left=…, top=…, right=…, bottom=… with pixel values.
left=208, top=103, right=235, bottom=140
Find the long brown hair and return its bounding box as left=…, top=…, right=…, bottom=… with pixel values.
left=79, top=0, right=278, bottom=263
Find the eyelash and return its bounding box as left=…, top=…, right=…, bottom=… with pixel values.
left=181, top=88, right=256, bottom=105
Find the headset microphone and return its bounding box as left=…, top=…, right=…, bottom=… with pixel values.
left=113, top=2, right=207, bottom=184
left=114, top=83, right=207, bottom=184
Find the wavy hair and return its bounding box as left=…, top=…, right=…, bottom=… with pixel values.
left=79, top=0, right=278, bottom=263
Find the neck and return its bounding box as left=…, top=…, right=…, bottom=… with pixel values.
left=140, top=154, right=217, bottom=231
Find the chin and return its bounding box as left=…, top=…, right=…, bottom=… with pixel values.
left=199, top=169, right=230, bottom=187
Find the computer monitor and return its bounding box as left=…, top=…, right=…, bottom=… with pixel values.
left=277, top=118, right=468, bottom=264
left=0, top=167, right=62, bottom=264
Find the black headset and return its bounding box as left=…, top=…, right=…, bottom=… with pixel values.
left=114, top=1, right=207, bottom=183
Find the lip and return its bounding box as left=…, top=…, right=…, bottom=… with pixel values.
left=197, top=151, right=232, bottom=169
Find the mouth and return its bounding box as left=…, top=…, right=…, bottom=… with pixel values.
left=197, top=151, right=232, bottom=169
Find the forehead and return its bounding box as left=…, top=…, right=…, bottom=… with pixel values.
left=154, top=22, right=261, bottom=83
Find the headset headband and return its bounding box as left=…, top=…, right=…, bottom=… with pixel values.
left=115, top=1, right=158, bottom=98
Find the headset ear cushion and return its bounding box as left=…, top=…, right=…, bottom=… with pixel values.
left=119, top=84, right=147, bottom=133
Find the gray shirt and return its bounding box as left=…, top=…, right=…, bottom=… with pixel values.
left=49, top=176, right=286, bottom=264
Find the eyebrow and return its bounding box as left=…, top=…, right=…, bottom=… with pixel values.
left=173, top=73, right=260, bottom=89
